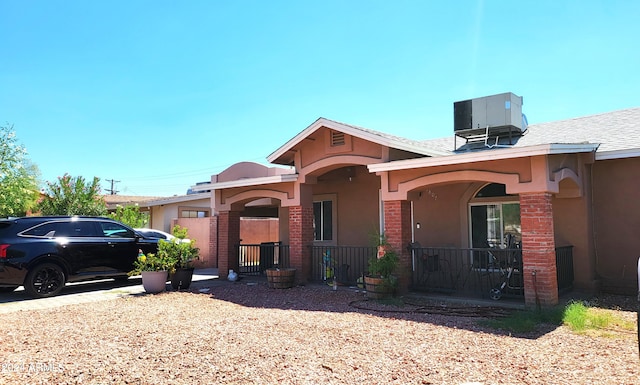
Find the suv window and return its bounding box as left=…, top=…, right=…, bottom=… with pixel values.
left=22, top=221, right=100, bottom=237
left=22, top=222, right=59, bottom=237
left=100, top=222, right=135, bottom=238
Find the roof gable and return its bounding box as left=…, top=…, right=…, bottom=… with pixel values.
left=267, top=117, right=450, bottom=165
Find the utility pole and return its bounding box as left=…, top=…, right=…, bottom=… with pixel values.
left=105, top=179, right=120, bottom=195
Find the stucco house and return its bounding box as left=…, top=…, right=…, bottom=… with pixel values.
left=191, top=94, right=639, bottom=307
left=104, top=193, right=216, bottom=267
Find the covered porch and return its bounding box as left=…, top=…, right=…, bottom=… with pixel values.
left=206, top=119, right=598, bottom=308
left=236, top=242, right=574, bottom=303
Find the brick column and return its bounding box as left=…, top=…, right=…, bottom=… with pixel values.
left=217, top=210, right=240, bottom=279
left=289, top=205, right=314, bottom=284
left=520, top=192, right=558, bottom=307
left=383, top=200, right=413, bottom=294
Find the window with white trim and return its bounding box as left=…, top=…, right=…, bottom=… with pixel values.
left=313, top=194, right=337, bottom=243
left=469, top=184, right=521, bottom=266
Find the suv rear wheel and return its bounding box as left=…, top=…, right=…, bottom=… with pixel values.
left=24, top=263, right=66, bottom=298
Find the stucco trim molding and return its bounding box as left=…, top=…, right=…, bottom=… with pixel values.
left=381, top=170, right=522, bottom=201
left=299, top=154, right=382, bottom=183
left=198, top=174, right=299, bottom=191
left=550, top=167, right=582, bottom=198
left=368, top=143, right=600, bottom=173
left=216, top=189, right=294, bottom=211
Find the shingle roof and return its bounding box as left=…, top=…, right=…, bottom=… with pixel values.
left=516, top=107, right=640, bottom=152
left=431, top=107, right=640, bottom=155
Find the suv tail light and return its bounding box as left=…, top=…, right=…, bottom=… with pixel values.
left=0, top=244, right=8, bottom=259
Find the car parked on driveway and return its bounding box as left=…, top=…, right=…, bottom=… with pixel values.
left=134, top=228, right=191, bottom=243
left=0, top=216, right=159, bottom=298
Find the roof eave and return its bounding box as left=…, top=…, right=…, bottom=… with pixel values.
left=141, top=192, right=212, bottom=207
left=368, top=143, right=600, bottom=173
left=595, top=148, right=640, bottom=160
left=267, top=118, right=449, bottom=164
left=191, top=174, right=299, bottom=191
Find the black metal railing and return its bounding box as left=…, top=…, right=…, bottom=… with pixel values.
left=310, top=245, right=377, bottom=286
left=239, top=243, right=573, bottom=297
left=237, top=242, right=290, bottom=275
left=555, top=245, right=574, bottom=292
left=411, top=245, right=574, bottom=300
left=410, top=246, right=525, bottom=300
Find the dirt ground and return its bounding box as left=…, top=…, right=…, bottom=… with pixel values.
left=0, top=281, right=638, bottom=384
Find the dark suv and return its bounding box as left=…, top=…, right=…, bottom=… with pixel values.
left=0, top=216, right=158, bottom=298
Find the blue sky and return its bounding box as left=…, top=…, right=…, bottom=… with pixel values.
left=2, top=0, right=639, bottom=197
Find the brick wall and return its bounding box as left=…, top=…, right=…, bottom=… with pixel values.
left=217, top=211, right=240, bottom=278
left=520, top=192, right=558, bottom=307
left=288, top=205, right=314, bottom=284
left=383, top=200, right=413, bottom=294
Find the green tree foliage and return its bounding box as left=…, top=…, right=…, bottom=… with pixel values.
left=0, top=124, right=40, bottom=217
left=38, top=174, right=107, bottom=216
left=109, top=204, right=149, bottom=228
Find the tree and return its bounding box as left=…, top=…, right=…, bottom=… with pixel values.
left=38, top=174, right=107, bottom=216
left=109, top=204, right=149, bottom=228
left=0, top=124, right=40, bottom=217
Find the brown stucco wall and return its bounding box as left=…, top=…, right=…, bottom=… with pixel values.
left=552, top=194, right=596, bottom=292
left=174, top=217, right=214, bottom=268
left=411, top=183, right=470, bottom=248
left=592, top=157, right=640, bottom=294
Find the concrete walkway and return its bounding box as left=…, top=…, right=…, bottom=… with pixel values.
left=0, top=268, right=220, bottom=314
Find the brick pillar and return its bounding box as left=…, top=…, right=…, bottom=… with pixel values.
left=383, top=200, right=413, bottom=294
left=209, top=216, right=218, bottom=268
left=520, top=192, right=558, bottom=307
left=289, top=205, right=314, bottom=284
left=218, top=210, right=240, bottom=279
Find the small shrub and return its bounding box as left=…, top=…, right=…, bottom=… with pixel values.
left=562, top=301, right=588, bottom=331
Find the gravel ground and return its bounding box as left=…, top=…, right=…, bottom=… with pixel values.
left=0, top=281, right=638, bottom=385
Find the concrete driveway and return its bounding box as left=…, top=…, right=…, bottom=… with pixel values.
left=0, top=268, right=219, bottom=314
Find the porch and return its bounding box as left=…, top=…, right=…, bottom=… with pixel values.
left=237, top=243, right=574, bottom=302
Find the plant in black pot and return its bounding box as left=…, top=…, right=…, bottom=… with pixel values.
left=364, top=234, right=399, bottom=299
left=157, top=225, right=200, bottom=290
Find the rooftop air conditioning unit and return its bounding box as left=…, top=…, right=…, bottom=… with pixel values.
left=454, top=92, right=524, bottom=139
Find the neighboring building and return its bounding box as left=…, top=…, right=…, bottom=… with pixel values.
left=191, top=94, right=640, bottom=307
left=104, top=193, right=215, bottom=268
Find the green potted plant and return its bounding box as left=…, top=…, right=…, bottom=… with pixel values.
left=364, top=233, right=399, bottom=299
left=159, top=225, right=200, bottom=290
left=130, top=250, right=176, bottom=293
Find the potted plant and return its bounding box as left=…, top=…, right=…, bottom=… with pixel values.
left=364, top=234, right=399, bottom=299
left=130, top=249, right=176, bottom=293
left=159, top=225, right=199, bottom=290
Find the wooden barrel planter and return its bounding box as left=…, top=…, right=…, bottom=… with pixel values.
left=364, top=275, right=392, bottom=299
left=266, top=268, right=296, bottom=289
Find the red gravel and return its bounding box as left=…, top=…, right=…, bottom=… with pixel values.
left=0, top=281, right=638, bottom=384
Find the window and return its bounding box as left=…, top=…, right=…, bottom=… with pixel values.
left=22, top=221, right=99, bottom=237
left=470, top=203, right=521, bottom=248
left=469, top=184, right=521, bottom=267
left=180, top=209, right=208, bottom=218
left=313, top=200, right=332, bottom=241
left=100, top=222, right=135, bottom=238
left=313, top=194, right=336, bottom=243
